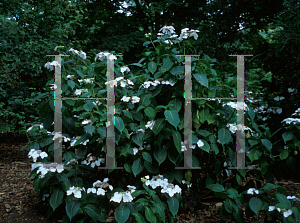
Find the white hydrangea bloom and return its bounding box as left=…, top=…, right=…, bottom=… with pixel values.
left=274, top=96, right=285, bottom=101
left=159, top=25, right=176, bottom=35
left=145, top=121, right=155, bottom=130
left=283, top=209, right=293, bottom=218
left=282, top=118, right=300, bottom=124
left=268, top=206, right=275, bottom=211
left=120, top=66, right=130, bottom=74
left=197, top=140, right=204, bottom=147
left=121, top=96, right=131, bottom=102
left=133, top=148, right=139, bottom=155
left=247, top=188, right=259, bottom=195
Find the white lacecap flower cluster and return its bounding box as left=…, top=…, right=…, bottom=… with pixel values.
left=282, top=118, right=300, bottom=124
left=28, top=149, right=48, bottom=162
left=226, top=123, right=253, bottom=135
left=275, top=196, right=300, bottom=217
left=120, top=66, right=130, bottom=74
left=291, top=108, right=300, bottom=116
left=36, top=162, right=64, bottom=178
left=288, top=88, right=298, bottom=94
left=86, top=178, right=114, bottom=196
left=81, top=153, right=105, bottom=168
left=74, top=89, right=88, bottom=95
left=82, top=119, right=91, bottom=125
left=105, top=76, right=134, bottom=88
left=247, top=188, right=259, bottom=195
left=110, top=185, right=137, bottom=203
left=27, top=123, right=48, bottom=133
left=121, top=95, right=140, bottom=104
left=269, top=206, right=293, bottom=218
left=95, top=52, right=117, bottom=61
left=69, top=48, right=87, bottom=60
left=222, top=102, right=249, bottom=113
left=281, top=107, right=300, bottom=125
left=67, top=186, right=86, bottom=199
left=139, top=79, right=176, bottom=90
left=44, top=61, right=61, bottom=71
left=180, top=140, right=204, bottom=152
left=141, top=175, right=182, bottom=197
left=78, top=78, right=94, bottom=84
left=274, top=96, right=285, bottom=101
left=158, top=26, right=200, bottom=43
left=145, top=121, right=155, bottom=130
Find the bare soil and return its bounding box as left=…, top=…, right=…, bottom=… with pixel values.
left=1, top=131, right=300, bottom=223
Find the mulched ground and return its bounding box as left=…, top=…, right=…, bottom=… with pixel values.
left=1, top=131, right=300, bottom=223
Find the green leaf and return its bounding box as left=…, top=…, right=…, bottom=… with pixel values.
left=67, top=80, right=75, bottom=89
left=236, top=174, right=242, bottom=184
left=132, top=158, right=144, bottom=177
left=276, top=194, right=291, bottom=208
left=207, top=184, right=224, bottom=192
left=84, top=124, right=95, bottom=135
left=193, top=73, right=208, bottom=88
left=261, top=139, right=272, bottom=150
left=154, top=147, right=167, bottom=166
left=132, top=212, right=146, bottom=223
left=154, top=203, right=166, bottom=222
left=142, top=152, right=152, bottom=163
left=63, top=151, right=76, bottom=163
left=164, top=110, right=180, bottom=130
left=50, top=189, right=64, bottom=212
left=62, top=117, right=76, bottom=133
left=145, top=206, right=155, bottom=222
left=144, top=107, right=156, bottom=120
left=224, top=198, right=235, bottom=213
left=282, top=132, right=294, bottom=143
left=291, top=207, right=300, bottom=222
left=167, top=197, right=179, bottom=217
left=132, top=132, right=143, bottom=147
left=152, top=118, right=166, bottom=135
left=148, top=61, right=157, bottom=74
left=199, top=107, right=209, bottom=124
left=168, top=99, right=182, bottom=112
left=218, top=128, right=231, bottom=145
left=122, top=110, right=133, bottom=120
left=248, top=149, right=262, bottom=162
left=130, top=63, right=143, bottom=67
left=197, top=130, right=212, bottom=137
left=249, top=197, right=262, bottom=215
left=76, top=70, right=84, bottom=78
left=131, top=190, right=147, bottom=198
left=97, top=127, right=106, bottom=137
left=66, top=201, right=80, bottom=221
left=199, top=139, right=210, bottom=152
left=115, top=203, right=130, bottom=223
left=210, top=143, right=219, bottom=154
left=115, top=116, right=125, bottom=133
left=56, top=173, right=69, bottom=182
left=161, top=57, right=174, bottom=73
left=170, top=66, right=184, bottom=76
left=124, top=162, right=132, bottom=173
left=227, top=188, right=238, bottom=200
left=83, top=204, right=104, bottom=222
left=172, top=130, right=182, bottom=153
left=207, top=113, right=217, bottom=124
left=248, top=109, right=255, bottom=121
left=280, top=150, right=289, bottom=160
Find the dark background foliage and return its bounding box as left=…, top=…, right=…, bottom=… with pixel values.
left=0, top=0, right=299, bottom=135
